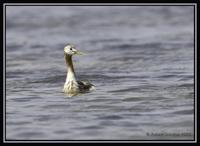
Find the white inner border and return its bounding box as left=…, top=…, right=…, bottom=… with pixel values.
left=3, top=3, right=197, bottom=143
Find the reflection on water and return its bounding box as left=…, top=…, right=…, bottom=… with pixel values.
left=6, top=5, right=194, bottom=140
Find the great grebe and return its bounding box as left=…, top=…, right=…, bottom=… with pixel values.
left=63, top=44, right=95, bottom=96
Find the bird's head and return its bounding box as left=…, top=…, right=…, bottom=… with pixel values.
left=64, top=44, right=84, bottom=56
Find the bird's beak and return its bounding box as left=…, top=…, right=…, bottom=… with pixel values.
left=74, top=49, right=85, bottom=55
left=76, top=51, right=85, bottom=55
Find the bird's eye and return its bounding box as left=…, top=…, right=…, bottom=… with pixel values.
left=70, top=48, right=72, bottom=50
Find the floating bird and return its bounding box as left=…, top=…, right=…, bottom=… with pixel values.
left=63, top=44, right=95, bottom=96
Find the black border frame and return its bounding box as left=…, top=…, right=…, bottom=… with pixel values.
left=3, top=3, right=197, bottom=143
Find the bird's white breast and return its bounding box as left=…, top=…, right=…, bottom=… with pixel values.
left=63, top=80, right=79, bottom=93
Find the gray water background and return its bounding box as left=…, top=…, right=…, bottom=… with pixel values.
left=6, top=6, right=194, bottom=140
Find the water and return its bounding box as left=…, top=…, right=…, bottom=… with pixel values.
left=6, top=6, right=194, bottom=140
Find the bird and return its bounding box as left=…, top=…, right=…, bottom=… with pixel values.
left=63, top=44, right=95, bottom=96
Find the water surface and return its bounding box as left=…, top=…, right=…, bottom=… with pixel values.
left=6, top=6, right=194, bottom=140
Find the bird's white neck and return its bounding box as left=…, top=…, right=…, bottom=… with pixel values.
left=65, top=55, right=77, bottom=83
